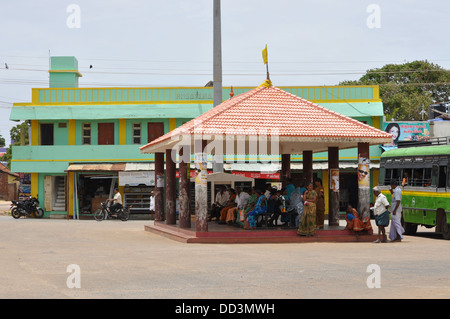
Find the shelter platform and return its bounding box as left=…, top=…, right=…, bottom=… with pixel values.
left=144, top=220, right=378, bottom=244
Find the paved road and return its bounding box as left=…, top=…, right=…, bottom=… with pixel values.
left=0, top=214, right=449, bottom=300
left=0, top=200, right=11, bottom=215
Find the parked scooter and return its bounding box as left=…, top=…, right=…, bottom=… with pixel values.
left=11, top=197, right=44, bottom=219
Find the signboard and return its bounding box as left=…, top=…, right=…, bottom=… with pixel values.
left=383, top=121, right=430, bottom=149
left=231, top=171, right=280, bottom=180
left=118, top=171, right=155, bottom=186
left=176, top=170, right=212, bottom=178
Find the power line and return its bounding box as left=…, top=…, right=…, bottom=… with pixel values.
left=2, top=77, right=450, bottom=88
left=1, top=65, right=448, bottom=77
left=2, top=53, right=450, bottom=65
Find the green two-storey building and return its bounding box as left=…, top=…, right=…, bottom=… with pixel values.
left=10, top=56, right=386, bottom=218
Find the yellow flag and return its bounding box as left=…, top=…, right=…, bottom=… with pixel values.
left=262, top=45, right=268, bottom=65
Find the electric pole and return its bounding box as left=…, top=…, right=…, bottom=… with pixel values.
left=213, top=0, right=223, bottom=172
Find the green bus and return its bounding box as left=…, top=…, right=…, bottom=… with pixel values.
left=378, top=143, right=450, bottom=240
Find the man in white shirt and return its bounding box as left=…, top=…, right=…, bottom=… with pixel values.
left=372, top=186, right=390, bottom=243
left=389, top=180, right=405, bottom=242
left=149, top=191, right=155, bottom=218
left=236, top=188, right=250, bottom=209
left=209, top=185, right=229, bottom=221
left=108, top=188, right=123, bottom=217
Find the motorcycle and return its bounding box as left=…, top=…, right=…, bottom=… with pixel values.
left=11, top=197, right=44, bottom=219
left=93, top=200, right=131, bottom=221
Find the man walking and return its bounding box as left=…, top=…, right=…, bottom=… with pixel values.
left=149, top=191, right=155, bottom=219
left=389, top=180, right=405, bottom=242
left=372, top=186, right=390, bottom=243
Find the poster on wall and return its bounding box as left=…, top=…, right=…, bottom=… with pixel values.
left=330, top=169, right=339, bottom=192
left=156, top=174, right=164, bottom=188
left=194, top=153, right=208, bottom=188
left=18, top=173, right=31, bottom=200
left=357, top=157, right=370, bottom=189
left=383, top=122, right=430, bottom=150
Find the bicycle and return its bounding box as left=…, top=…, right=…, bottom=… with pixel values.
left=94, top=200, right=131, bottom=221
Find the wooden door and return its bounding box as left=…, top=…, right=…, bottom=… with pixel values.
left=98, top=123, right=115, bottom=145
left=44, top=176, right=53, bottom=211
left=147, top=122, right=165, bottom=143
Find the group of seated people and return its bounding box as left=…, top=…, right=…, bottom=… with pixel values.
left=208, top=181, right=305, bottom=229
left=209, top=182, right=377, bottom=233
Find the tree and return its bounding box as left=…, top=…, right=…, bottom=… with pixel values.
left=0, top=134, right=5, bottom=147
left=0, top=121, right=30, bottom=169
left=9, top=121, right=30, bottom=145
left=339, top=60, right=450, bottom=121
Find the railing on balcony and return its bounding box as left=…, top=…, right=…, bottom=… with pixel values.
left=32, top=85, right=380, bottom=104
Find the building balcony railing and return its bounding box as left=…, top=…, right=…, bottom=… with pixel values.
left=28, top=85, right=380, bottom=105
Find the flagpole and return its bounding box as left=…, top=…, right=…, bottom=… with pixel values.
left=213, top=0, right=222, bottom=108
left=262, top=45, right=272, bottom=87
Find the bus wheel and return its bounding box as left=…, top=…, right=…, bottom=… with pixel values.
left=404, top=222, right=417, bottom=235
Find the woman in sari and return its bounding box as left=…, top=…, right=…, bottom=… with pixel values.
left=218, top=189, right=236, bottom=224
left=314, top=179, right=325, bottom=229
left=236, top=187, right=257, bottom=227
left=246, top=191, right=267, bottom=229
left=344, top=204, right=373, bottom=233
left=297, top=182, right=317, bottom=236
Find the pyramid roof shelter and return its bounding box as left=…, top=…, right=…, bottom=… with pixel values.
left=140, top=85, right=392, bottom=155
left=140, top=84, right=392, bottom=235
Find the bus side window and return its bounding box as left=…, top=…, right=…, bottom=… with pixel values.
left=392, top=169, right=401, bottom=185
left=448, top=167, right=450, bottom=189
left=431, top=165, right=438, bottom=187
left=424, top=168, right=432, bottom=187
left=384, top=169, right=391, bottom=185
left=438, top=166, right=447, bottom=188
left=413, top=168, right=424, bottom=187
left=403, top=168, right=412, bottom=186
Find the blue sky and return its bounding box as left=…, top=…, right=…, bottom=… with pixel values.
left=1, top=0, right=449, bottom=145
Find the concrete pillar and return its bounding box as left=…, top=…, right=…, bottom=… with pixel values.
left=195, top=139, right=208, bottom=232
left=213, top=0, right=222, bottom=108
left=178, top=147, right=191, bottom=229
left=328, top=147, right=340, bottom=226
left=303, top=150, right=313, bottom=185
left=165, top=148, right=176, bottom=225
left=281, top=154, right=291, bottom=188
left=357, top=142, right=370, bottom=219
left=154, top=152, right=165, bottom=222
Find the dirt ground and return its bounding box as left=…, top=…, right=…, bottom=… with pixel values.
left=0, top=203, right=449, bottom=300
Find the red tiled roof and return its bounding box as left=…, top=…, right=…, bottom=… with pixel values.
left=140, top=85, right=392, bottom=151
left=0, top=162, right=19, bottom=177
